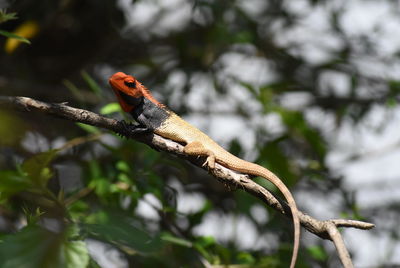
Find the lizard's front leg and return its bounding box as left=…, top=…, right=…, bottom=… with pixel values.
left=183, top=141, right=216, bottom=169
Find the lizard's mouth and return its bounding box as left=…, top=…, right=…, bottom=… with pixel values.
left=118, top=90, right=143, bottom=106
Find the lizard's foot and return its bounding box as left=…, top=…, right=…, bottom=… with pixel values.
left=116, top=120, right=134, bottom=138
left=117, top=120, right=150, bottom=138
left=184, top=141, right=216, bottom=169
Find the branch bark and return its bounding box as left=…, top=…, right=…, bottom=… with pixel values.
left=1, top=96, right=374, bottom=267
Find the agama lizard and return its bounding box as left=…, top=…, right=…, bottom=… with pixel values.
left=109, top=72, right=300, bottom=268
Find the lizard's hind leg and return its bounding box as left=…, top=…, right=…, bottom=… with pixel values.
left=183, top=141, right=216, bottom=169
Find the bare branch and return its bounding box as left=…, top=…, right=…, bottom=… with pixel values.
left=2, top=96, right=375, bottom=267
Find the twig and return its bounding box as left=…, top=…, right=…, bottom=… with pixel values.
left=327, top=222, right=353, bottom=268
left=1, top=96, right=375, bottom=267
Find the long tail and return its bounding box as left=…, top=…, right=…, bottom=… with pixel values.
left=235, top=162, right=300, bottom=268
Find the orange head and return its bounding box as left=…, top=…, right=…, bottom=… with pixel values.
left=109, top=72, right=161, bottom=112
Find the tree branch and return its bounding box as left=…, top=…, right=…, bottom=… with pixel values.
left=1, top=96, right=374, bottom=267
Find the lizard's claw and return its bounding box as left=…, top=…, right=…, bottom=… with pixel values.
left=117, top=120, right=137, bottom=138
left=116, top=120, right=135, bottom=138
left=184, top=142, right=216, bottom=170
left=203, top=155, right=216, bottom=170
left=117, top=120, right=151, bottom=138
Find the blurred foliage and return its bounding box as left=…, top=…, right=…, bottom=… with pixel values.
left=0, top=0, right=398, bottom=267
left=0, top=10, right=32, bottom=52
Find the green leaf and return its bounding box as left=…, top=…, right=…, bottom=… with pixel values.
left=0, top=225, right=52, bottom=268
left=233, top=31, right=254, bottom=43
left=194, top=236, right=215, bottom=248
left=0, top=170, right=31, bottom=202
left=193, top=236, right=216, bottom=262
left=75, top=122, right=100, bottom=134
left=89, top=177, right=111, bottom=197
left=100, top=102, right=121, bottom=115
left=25, top=207, right=45, bottom=225
left=0, top=30, right=30, bottom=44
left=116, top=160, right=131, bottom=173
left=62, top=240, right=90, bottom=268
left=386, top=97, right=397, bottom=108
left=83, top=216, right=162, bottom=252
left=81, top=70, right=101, bottom=96
left=21, top=149, right=58, bottom=187
left=161, top=233, right=192, bottom=248
left=237, top=252, right=256, bottom=264
left=307, top=245, right=328, bottom=261
left=0, top=225, right=89, bottom=268
left=258, top=140, right=295, bottom=186
left=0, top=10, right=18, bottom=23
left=0, top=109, right=27, bottom=146
left=0, top=149, right=61, bottom=203
left=88, top=160, right=102, bottom=178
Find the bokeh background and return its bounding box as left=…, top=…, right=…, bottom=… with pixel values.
left=0, top=0, right=399, bottom=267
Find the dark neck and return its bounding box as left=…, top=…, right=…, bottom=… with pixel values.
left=129, top=97, right=170, bottom=131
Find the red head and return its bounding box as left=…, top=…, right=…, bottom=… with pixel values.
left=109, top=72, right=161, bottom=112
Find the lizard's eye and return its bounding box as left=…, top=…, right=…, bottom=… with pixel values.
left=124, top=80, right=136, bottom=88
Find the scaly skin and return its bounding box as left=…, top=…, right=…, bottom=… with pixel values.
left=109, top=72, right=300, bottom=268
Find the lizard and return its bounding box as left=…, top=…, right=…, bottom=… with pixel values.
left=109, top=71, right=300, bottom=268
